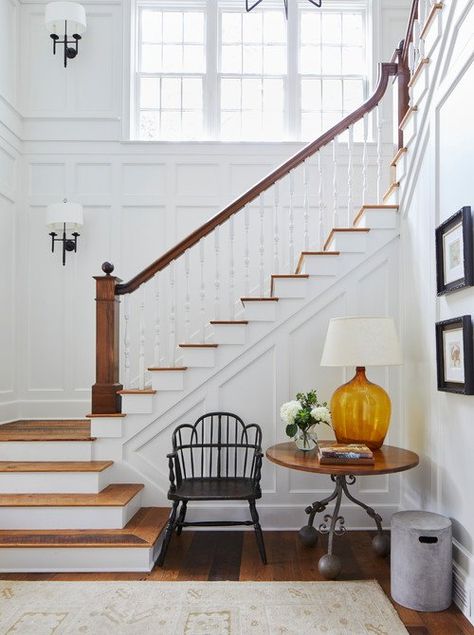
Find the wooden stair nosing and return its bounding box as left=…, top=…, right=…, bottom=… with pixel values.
left=352, top=204, right=399, bottom=227
left=147, top=366, right=188, bottom=371
left=210, top=320, right=249, bottom=325
left=86, top=413, right=126, bottom=418
left=241, top=297, right=279, bottom=302
left=323, top=227, right=370, bottom=251
left=295, top=251, right=340, bottom=274
left=420, top=2, right=444, bottom=39
left=390, top=148, right=407, bottom=167
left=0, top=483, right=144, bottom=507
left=117, top=389, right=157, bottom=395
left=178, top=343, right=218, bottom=348
left=408, top=57, right=430, bottom=88
left=0, top=507, right=168, bottom=548
left=270, top=274, right=309, bottom=296
left=0, top=461, right=113, bottom=473
left=399, top=105, right=418, bottom=130
left=383, top=181, right=400, bottom=201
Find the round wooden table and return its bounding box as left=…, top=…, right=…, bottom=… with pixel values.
left=266, top=441, right=419, bottom=579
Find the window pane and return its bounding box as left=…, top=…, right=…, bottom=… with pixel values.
left=243, top=44, right=263, bottom=74
left=184, top=13, right=204, bottom=43
left=221, top=111, right=241, bottom=140
left=322, top=13, right=342, bottom=45
left=242, top=78, right=262, bottom=111
left=262, top=110, right=284, bottom=139
left=222, top=13, right=241, bottom=42
left=243, top=12, right=261, bottom=43
left=242, top=110, right=262, bottom=138
left=161, top=111, right=182, bottom=140
left=344, top=79, right=364, bottom=111
left=322, top=45, right=341, bottom=74
left=139, top=111, right=159, bottom=140
left=141, top=44, right=161, bottom=73
left=162, top=44, right=183, bottom=72
left=183, top=45, right=205, bottom=72
left=342, top=47, right=364, bottom=74
left=182, top=77, right=202, bottom=109
left=301, top=112, right=322, bottom=139
left=322, top=79, right=342, bottom=110
left=163, top=12, right=183, bottom=43
left=221, top=45, right=242, bottom=73
left=263, top=45, right=286, bottom=74
left=182, top=111, right=203, bottom=139
left=300, top=45, right=321, bottom=75
left=263, top=78, right=283, bottom=111
left=162, top=77, right=181, bottom=109
left=300, top=12, right=320, bottom=45
left=301, top=79, right=322, bottom=111
left=263, top=11, right=285, bottom=43
left=140, top=78, right=160, bottom=109
left=221, top=78, right=241, bottom=110
left=343, top=13, right=363, bottom=46
left=141, top=10, right=161, bottom=43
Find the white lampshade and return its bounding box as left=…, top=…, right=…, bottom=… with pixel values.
left=321, top=316, right=402, bottom=367
left=45, top=2, right=87, bottom=36
left=46, top=200, right=83, bottom=231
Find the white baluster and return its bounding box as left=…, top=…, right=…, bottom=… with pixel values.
left=138, top=285, right=146, bottom=390
left=362, top=113, right=368, bottom=204
left=273, top=182, right=280, bottom=274
left=317, top=150, right=324, bottom=249
left=169, top=261, right=176, bottom=365
left=214, top=226, right=220, bottom=320
left=244, top=206, right=250, bottom=295
left=376, top=105, right=383, bottom=202
left=303, top=162, right=310, bottom=251
left=184, top=250, right=191, bottom=341
left=259, top=193, right=265, bottom=296
left=288, top=171, right=295, bottom=270
left=413, top=19, right=421, bottom=66
left=418, top=0, right=427, bottom=30
left=123, top=294, right=131, bottom=387
left=153, top=273, right=160, bottom=367
left=347, top=125, right=353, bottom=225
left=199, top=239, right=206, bottom=340
left=229, top=217, right=235, bottom=318
left=332, top=138, right=338, bottom=227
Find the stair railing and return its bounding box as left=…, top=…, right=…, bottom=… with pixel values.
left=92, top=0, right=444, bottom=415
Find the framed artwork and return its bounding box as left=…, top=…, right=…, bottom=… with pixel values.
left=435, top=316, right=474, bottom=394
left=435, top=206, right=473, bottom=295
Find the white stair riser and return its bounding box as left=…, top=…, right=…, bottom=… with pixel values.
left=212, top=324, right=247, bottom=345
left=0, top=470, right=112, bottom=494
left=180, top=348, right=216, bottom=368
left=411, top=63, right=429, bottom=107
left=300, top=256, right=339, bottom=276
left=150, top=371, right=185, bottom=391
left=0, top=441, right=93, bottom=462
left=356, top=210, right=399, bottom=229
left=326, top=233, right=368, bottom=253
left=423, top=9, right=442, bottom=58
left=121, top=394, right=154, bottom=415
left=0, top=493, right=142, bottom=530
left=401, top=111, right=417, bottom=147
left=393, top=154, right=407, bottom=182
left=272, top=278, right=308, bottom=298
left=90, top=418, right=123, bottom=438
left=0, top=546, right=155, bottom=572
left=383, top=187, right=399, bottom=205
left=243, top=302, right=278, bottom=321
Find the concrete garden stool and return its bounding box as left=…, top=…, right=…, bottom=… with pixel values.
left=391, top=510, right=452, bottom=611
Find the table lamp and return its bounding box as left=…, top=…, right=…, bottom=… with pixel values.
left=321, top=316, right=402, bottom=449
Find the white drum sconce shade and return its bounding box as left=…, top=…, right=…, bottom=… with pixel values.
left=46, top=199, right=84, bottom=266
left=45, top=2, right=86, bottom=67
left=321, top=316, right=402, bottom=367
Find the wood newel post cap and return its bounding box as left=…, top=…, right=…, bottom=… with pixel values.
left=102, top=262, right=115, bottom=275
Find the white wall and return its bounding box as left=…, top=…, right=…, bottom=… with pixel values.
left=0, top=0, right=21, bottom=421
left=399, top=0, right=474, bottom=619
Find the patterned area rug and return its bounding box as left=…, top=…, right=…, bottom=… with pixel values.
left=0, top=580, right=407, bottom=634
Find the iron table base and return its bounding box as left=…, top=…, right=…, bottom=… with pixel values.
left=298, top=474, right=390, bottom=579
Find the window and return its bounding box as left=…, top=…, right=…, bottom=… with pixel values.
left=134, top=1, right=369, bottom=141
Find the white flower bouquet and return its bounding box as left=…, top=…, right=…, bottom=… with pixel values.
left=280, top=389, right=332, bottom=450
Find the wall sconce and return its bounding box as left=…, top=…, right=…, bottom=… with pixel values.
left=45, top=2, right=87, bottom=68
left=46, top=199, right=84, bottom=266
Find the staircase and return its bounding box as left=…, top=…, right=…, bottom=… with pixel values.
left=0, top=0, right=445, bottom=572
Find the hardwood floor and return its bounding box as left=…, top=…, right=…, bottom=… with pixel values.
left=0, top=530, right=472, bottom=634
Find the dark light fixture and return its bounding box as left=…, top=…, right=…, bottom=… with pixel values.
left=46, top=199, right=84, bottom=266
left=45, top=2, right=87, bottom=68
left=246, top=0, right=322, bottom=19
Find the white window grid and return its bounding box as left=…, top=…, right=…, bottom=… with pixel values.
left=133, top=0, right=370, bottom=142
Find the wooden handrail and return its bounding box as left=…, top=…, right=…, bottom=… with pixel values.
left=116, top=61, right=398, bottom=296
left=401, top=0, right=419, bottom=65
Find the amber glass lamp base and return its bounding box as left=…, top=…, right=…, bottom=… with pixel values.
left=330, top=367, right=391, bottom=450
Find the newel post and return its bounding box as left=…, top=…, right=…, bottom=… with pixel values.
left=91, top=262, right=123, bottom=414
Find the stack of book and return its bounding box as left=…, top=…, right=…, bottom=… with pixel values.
left=318, top=443, right=375, bottom=465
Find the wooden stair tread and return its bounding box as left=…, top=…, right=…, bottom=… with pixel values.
left=383, top=182, right=400, bottom=201
left=408, top=57, right=430, bottom=88
left=0, top=420, right=92, bottom=442
left=178, top=343, right=218, bottom=348
left=86, top=413, right=126, bottom=418
left=241, top=297, right=279, bottom=302
left=271, top=274, right=309, bottom=279
left=210, top=320, right=248, bottom=325
left=390, top=148, right=407, bottom=166
left=0, top=461, right=113, bottom=473
left=421, top=3, right=443, bottom=39
left=0, top=483, right=143, bottom=507
left=323, top=227, right=370, bottom=251
left=295, top=251, right=340, bottom=274
left=117, top=389, right=156, bottom=395
left=0, top=507, right=168, bottom=548
left=400, top=106, right=418, bottom=129
left=147, top=367, right=187, bottom=371
left=353, top=204, right=399, bottom=226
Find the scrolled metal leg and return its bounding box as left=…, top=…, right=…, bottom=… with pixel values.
left=298, top=476, right=340, bottom=548
left=340, top=475, right=390, bottom=557
left=317, top=476, right=344, bottom=579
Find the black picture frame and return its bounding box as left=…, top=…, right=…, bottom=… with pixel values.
left=435, top=206, right=473, bottom=295
left=435, top=316, right=474, bottom=394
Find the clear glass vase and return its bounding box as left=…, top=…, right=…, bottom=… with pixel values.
left=294, top=429, right=318, bottom=452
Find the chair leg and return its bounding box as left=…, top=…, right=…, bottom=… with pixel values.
left=249, top=499, right=267, bottom=565
left=157, top=501, right=179, bottom=567
left=176, top=500, right=188, bottom=536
